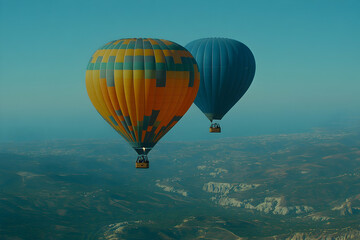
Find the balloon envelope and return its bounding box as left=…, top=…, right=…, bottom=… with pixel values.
left=185, top=38, right=255, bottom=121
left=86, top=38, right=200, bottom=154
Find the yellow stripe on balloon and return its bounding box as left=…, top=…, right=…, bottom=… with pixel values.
left=86, top=38, right=200, bottom=153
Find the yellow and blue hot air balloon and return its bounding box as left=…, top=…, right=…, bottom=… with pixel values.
left=86, top=38, right=200, bottom=168
left=185, top=38, right=256, bottom=133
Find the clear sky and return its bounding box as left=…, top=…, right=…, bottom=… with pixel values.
left=0, top=0, right=359, bottom=142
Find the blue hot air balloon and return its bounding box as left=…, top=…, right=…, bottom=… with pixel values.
left=185, top=38, right=256, bottom=133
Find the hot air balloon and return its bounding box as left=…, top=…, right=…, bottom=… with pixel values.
left=86, top=38, right=200, bottom=168
left=185, top=38, right=255, bottom=133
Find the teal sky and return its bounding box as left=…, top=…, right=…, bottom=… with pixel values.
left=1, top=0, right=359, bottom=142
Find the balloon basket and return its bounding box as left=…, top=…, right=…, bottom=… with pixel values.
left=209, top=123, right=221, bottom=133
left=210, top=127, right=221, bottom=133
left=136, top=162, right=149, bottom=168
left=136, top=155, right=149, bottom=168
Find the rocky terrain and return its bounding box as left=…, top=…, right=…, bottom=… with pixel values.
left=155, top=178, right=189, bottom=197
left=282, top=229, right=360, bottom=240
left=0, top=126, right=359, bottom=239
